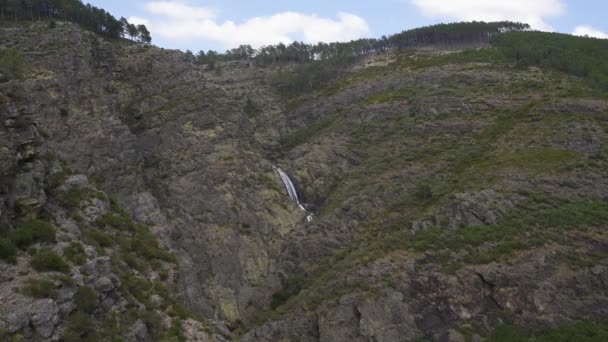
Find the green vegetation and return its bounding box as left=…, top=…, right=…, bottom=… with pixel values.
left=0, top=0, right=151, bottom=42
left=63, top=200, right=187, bottom=339
left=60, top=186, right=106, bottom=208
left=493, top=31, right=608, bottom=91
left=63, top=242, right=87, bottom=265
left=10, top=219, right=56, bottom=249
left=196, top=21, right=526, bottom=68
left=0, top=48, right=26, bottom=80
left=413, top=183, right=433, bottom=201
left=397, top=48, right=506, bottom=71
left=30, top=248, right=69, bottom=273
left=63, top=311, right=97, bottom=342
left=389, top=197, right=608, bottom=266
left=488, top=320, right=608, bottom=342
left=20, top=278, right=55, bottom=298
left=83, top=228, right=113, bottom=248
left=0, top=219, right=56, bottom=263
left=272, top=56, right=359, bottom=97
left=243, top=97, right=261, bottom=117
left=267, top=196, right=608, bottom=316
left=74, top=286, right=98, bottom=314
left=0, top=237, right=17, bottom=263
left=270, top=274, right=308, bottom=309
left=279, top=116, right=336, bottom=151
left=96, top=211, right=133, bottom=230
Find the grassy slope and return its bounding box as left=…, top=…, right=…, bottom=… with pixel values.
left=262, top=33, right=608, bottom=337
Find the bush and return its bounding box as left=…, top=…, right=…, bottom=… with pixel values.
left=64, top=312, right=97, bottom=342
left=21, top=278, right=55, bottom=298
left=164, top=318, right=186, bottom=341
left=95, top=212, right=134, bottom=231
left=131, top=225, right=175, bottom=262
left=0, top=48, right=26, bottom=80
left=83, top=229, right=113, bottom=248
left=270, top=274, right=308, bottom=309
left=74, top=286, right=98, bottom=314
left=9, top=219, right=56, bottom=249
left=413, top=183, right=433, bottom=201
left=63, top=242, right=87, bottom=265
left=30, top=248, right=70, bottom=273
left=243, top=98, right=261, bottom=117
left=0, top=238, right=17, bottom=263
left=487, top=320, right=608, bottom=342
left=142, top=310, right=163, bottom=339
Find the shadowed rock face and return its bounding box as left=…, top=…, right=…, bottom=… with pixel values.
left=1, top=21, right=608, bottom=341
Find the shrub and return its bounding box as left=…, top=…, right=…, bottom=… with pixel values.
left=0, top=48, right=27, bottom=80
left=95, top=212, right=134, bottom=231
left=74, top=286, right=98, bottom=314
left=30, top=248, right=70, bottom=273
left=51, top=274, right=75, bottom=286
left=83, top=229, right=113, bottom=248
left=270, top=274, right=308, bottom=309
left=63, top=242, right=87, bottom=265
left=10, top=219, right=56, bottom=249
left=21, top=278, right=55, bottom=298
left=122, top=274, right=152, bottom=306
left=141, top=310, right=163, bottom=339
left=537, top=320, right=608, bottom=342
left=413, top=183, right=433, bottom=201
left=489, top=324, right=530, bottom=342
left=164, top=318, right=186, bottom=341
left=61, top=187, right=88, bottom=208
left=0, top=238, right=17, bottom=263
left=131, top=225, right=175, bottom=262
left=64, top=312, right=97, bottom=342
left=243, top=97, right=261, bottom=117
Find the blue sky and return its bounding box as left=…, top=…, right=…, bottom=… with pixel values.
left=87, top=0, right=608, bottom=51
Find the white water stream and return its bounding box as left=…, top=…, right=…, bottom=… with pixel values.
left=274, top=166, right=313, bottom=222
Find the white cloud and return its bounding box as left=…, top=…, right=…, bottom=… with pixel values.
left=127, top=16, right=149, bottom=26
left=410, top=0, right=565, bottom=31
left=145, top=1, right=216, bottom=20
left=573, top=25, right=608, bottom=39
left=139, top=1, right=370, bottom=49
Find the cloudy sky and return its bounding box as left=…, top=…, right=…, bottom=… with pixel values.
left=88, top=0, right=607, bottom=51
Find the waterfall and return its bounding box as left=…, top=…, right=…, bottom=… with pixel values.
left=274, top=166, right=313, bottom=222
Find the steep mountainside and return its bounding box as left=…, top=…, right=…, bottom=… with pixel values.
left=1, top=21, right=608, bottom=341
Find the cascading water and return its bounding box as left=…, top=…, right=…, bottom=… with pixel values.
left=274, top=166, right=313, bottom=222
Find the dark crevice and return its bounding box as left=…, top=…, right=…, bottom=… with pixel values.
left=476, top=272, right=504, bottom=310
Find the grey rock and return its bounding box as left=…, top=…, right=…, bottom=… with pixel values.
left=440, top=329, right=466, bottom=342
left=472, top=334, right=485, bottom=342
left=149, top=294, right=163, bottom=308
left=9, top=299, right=60, bottom=338
left=60, top=174, right=89, bottom=190
left=83, top=245, right=98, bottom=259
left=95, top=276, right=114, bottom=292
left=72, top=272, right=85, bottom=287
left=81, top=257, right=113, bottom=278
left=126, top=192, right=167, bottom=225
left=58, top=302, right=76, bottom=316
left=81, top=197, right=110, bottom=222
left=127, top=319, right=150, bottom=342
left=14, top=161, right=47, bottom=213
left=7, top=310, right=30, bottom=333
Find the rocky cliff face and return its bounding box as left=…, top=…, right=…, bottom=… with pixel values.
left=1, top=22, right=607, bottom=341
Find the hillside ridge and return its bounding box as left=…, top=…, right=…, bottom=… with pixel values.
left=1, top=20, right=608, bottom=341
